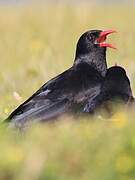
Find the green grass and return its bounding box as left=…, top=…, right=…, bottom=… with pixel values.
left=1, top=3, right=135, bottom=180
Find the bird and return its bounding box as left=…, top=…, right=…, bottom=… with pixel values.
left=5, top=29, right=116, bottom=128
left=83, top=65, right=134, bottom=114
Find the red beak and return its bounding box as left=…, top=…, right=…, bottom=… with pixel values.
left=96, top=29, right=117, bottom=50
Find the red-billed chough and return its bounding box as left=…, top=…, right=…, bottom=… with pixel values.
left=84, top=66, right=134, bottom=114
left=5, top=29, right=116, bottom=128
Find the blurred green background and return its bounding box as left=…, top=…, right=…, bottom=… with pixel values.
left=0, top=1, right=135, bottom=180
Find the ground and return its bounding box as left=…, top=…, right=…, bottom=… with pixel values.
left=0, top=4, right=135, bottom=180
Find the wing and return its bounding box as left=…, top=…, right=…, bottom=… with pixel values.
left=8, top=98, right=71, bottom=128
left=83, top=92, right=104, bottom=113
left=83, top=90, right=135, bottom=114
left=6, top=68, right=74, bottom=127
left=6, top=62, right=104, bottom=127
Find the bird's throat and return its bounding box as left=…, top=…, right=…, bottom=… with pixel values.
left=74, top=50, right=107, bottom=77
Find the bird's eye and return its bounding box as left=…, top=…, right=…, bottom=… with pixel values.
left=88, top=35, right=92, bottom=41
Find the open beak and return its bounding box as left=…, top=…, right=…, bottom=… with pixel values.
left=95, top=30, right=117, bottom=49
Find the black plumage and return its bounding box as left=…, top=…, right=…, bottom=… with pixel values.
left=84, top=66, right=134, bottom=114
left=5, top=29, right=115, bottom=128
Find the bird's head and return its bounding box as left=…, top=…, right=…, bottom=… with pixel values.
left=106, top=66, right=127, bottom=80
left=75, top=29, right=116, bottom=57
left=104, top=66, right=133, bottom=98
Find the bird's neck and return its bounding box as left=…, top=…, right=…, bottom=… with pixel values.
left=74, top=50, right=107, bottom=77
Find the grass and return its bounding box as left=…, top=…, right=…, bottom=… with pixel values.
left=0, top=3, right=135, bottom=180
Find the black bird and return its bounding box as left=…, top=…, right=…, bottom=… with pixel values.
left=84, top=66, right=134, bottom=114
left=5, top=29, right=116, bottom=128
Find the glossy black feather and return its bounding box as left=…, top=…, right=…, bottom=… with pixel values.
left=84, top=66, right=134, bottom=113
left=5, top=30, right=108, bottom=127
